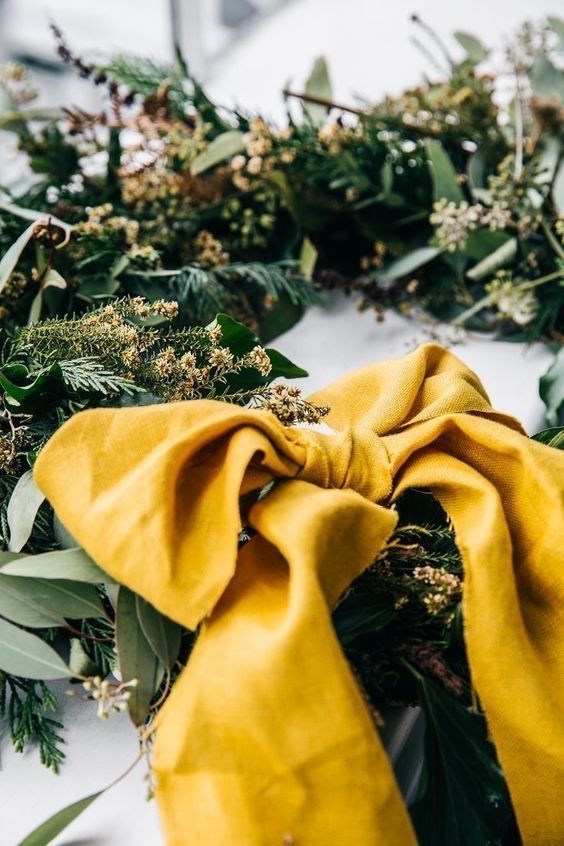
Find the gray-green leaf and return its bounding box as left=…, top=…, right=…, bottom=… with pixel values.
left=425, top=139, right=465, bottom=204
left=454, top=32, right=489, bottom=64
left=7, top=470, right=45, bottom=552
left=1, top=547, right=113, bottom=584
left=304, top=56, right=332, bottom=126
left=190, top=130, right=245, bottom=176
left=466, top=238, right=517, bottom=281
left=378, top=246, right=442, bottom=282
left=136, top=596, right=182, bottom=669
left=540, top=346, right=564, bottom=426
left=17, top=791, right=102, bottom=846
left=116, top=587, right=161, bottom=725
left=0, top=617, right=71, bottom=679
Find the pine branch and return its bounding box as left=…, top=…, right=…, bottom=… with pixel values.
left=0, top=674, right=65, bottom=772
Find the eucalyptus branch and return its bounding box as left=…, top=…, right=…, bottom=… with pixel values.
left=452, top=269, right=564, bottom=327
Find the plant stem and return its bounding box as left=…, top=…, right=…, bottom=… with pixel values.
left=282, top=89, right=364, bottom=117
left=541, top=218, right=564, bottom=261
left=452, top=269, right=564, bottom=327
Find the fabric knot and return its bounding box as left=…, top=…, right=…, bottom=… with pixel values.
left=296, top=426, right=392, bottom=502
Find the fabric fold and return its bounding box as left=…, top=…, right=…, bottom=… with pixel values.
left=34, top=342, right=564, bottom=845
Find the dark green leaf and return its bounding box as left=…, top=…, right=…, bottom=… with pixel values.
left=531, top=426, right=564, bottom=449
left=333, top=596, right=396, bottom=646
left=0, top=617, right=71, bottom=679
left=411, top=677, right=513, bottom=846
left=0, top=574, right=66, bottom=628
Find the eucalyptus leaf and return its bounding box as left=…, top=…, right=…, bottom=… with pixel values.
left=425, top=139, right=464, bottom=204
left=136, top=596, right=182, bottom=668
left=466, top=237, right=517, bottom=281
left=190, top=130, right=245, bottom=176
left=17, top=791, right=102, bottom=846
left=540, top=346, right=564, bottom=426
left=69, top=637, right=97, bottom=676
left=1, top=547, right=113, bottom=584
left=530, top=55, right=564, bottom=102
left=116, top=587, right=161, bottom=725
left=0, top=572, right=105, bottom=621
left=378, top=246, right=442, bottom=282
left=0, top=574, right=66, bottom=628
left=0, top=617, right=71, bottom=679
left=454, top=32, right=489, bottom=64
left=304, top=57, right=332, bottom=126
left=7, top=470, right=45, bottom=552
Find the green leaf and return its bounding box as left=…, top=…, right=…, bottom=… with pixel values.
left=532, top=426, right=564, bottom=449
left=1, top=547, right=113, bottom=583
left=304, top=57, right=332, bottom=126
left=0, top=361, right=63, bottom=412
left=0, top=575, right=66, bottom=628
left=0, top=617, right=71, bottom=679
left=466, top=237, right=517, bottom=281
left=548, top=16, right=564, bottom=51
left=0, top=222, right=39, bottom=294
left=116, top=587, right=161, bottom=725
left=0, top=573, right=105, bottom=622
left=7, top=470, right=46, bottom=553
left=411, top=676, right=513, bottom=846
left=530, top=56, right=564, bottom=102
left=540, top=347, right=564, bottom=426
left=135, top=596, right=182, bottom=669
left=553, top=160, right=564, bottom=214
left=17, top=791, right=102, bottom=846
left=454, top=32, right=489, bottom=64
left=333, top=596, right=396, bottom=646
left=190, top=130, right=245, bottom=176
left=378, top=246, right=442, bottom=282
left=299, top=236, right=318, bottom=278
left=263, top=349, right=308, bottom=380
left=69, top=637, right=97, bottom=676
left=0, top=195, right=74, bottom=240
left=425, top=139, right=465, bottom=203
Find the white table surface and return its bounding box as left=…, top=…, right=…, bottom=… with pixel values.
left=1, top=294, right=554, bottom=846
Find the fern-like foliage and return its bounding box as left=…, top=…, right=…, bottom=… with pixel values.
left=58, top=358, right=139, bottom=397
left=0, top=674, right=65, bottom=772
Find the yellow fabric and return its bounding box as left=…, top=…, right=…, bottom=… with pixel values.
left=34, top=342, right=564, bottom=846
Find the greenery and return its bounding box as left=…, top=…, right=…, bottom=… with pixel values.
left=1, top=15, right=563, bottom=846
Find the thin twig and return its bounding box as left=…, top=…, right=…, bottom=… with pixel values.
left=282, top=89, right=364, bottom=117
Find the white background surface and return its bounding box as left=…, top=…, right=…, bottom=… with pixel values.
left=1, top=0, right=562, bottom=843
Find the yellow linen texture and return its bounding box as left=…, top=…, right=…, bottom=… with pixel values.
left=34, top=343, right=564, bottom=845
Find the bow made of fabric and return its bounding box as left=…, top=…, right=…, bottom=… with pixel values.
left=34, top=343, right=564, bottom=846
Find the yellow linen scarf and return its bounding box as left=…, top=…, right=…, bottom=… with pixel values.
left=34, top=343, right=564, bottom=846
